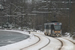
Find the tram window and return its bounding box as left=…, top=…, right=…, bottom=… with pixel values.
left=46, top=25, right=49, bottom=29
left=54, top=25, right=61, bottom=30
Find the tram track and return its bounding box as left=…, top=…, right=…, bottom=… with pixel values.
left=39, top=38, right=50, bottom=50
left=64, top=38, right=75, bottom=44
left=57, top=38, right=75, bottom=50
left=37, top=33, right=63, bottom=50
left=56, top=39, right=63, bottom=50
left=20, top=35, right=41, bottom=50
left=20, top=33, right=51, bottom=50
left=20, top=32, right=74, bottom=50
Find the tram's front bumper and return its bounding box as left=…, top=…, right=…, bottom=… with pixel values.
left=52, top=30, right=61, bottom=37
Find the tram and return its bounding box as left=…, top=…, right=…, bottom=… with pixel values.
left=44, top=21, right=62, bottom=37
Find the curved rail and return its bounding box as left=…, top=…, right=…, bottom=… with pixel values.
left=56, top=39, right=63, bottom=50
left=39, top=38, right=50, bottom=50
left=20, top=33, right=74, bottom=50
left=20, top=34, right=51, bottom=50
left=57, top=38, right=75, bottom=50
left=20, top=35, right=41, bottom=50
left=63, top=38, right=75, bottom=44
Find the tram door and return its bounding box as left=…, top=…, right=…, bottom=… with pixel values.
left=51, top=24, right=54, bottom=34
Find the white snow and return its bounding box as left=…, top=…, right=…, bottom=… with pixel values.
left=0, top=30, right=75, bottom=50
left=41, top=37, right=61, bottom=50
left=58, top=38, right=75, bottom=50
left=0, top=30, right=35, bottom=50
left=62, top=32, right=75, bottom=43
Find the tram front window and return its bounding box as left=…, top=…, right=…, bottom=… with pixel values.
left=54, top=25, right=61, bottom=30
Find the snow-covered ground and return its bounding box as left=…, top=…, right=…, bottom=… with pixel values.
left=62, top=32, right=75, bottom=43
left=36, top=31, right=75, bottom=50
left=0, top=30, right=34, bottom=50
left=0, top=30, right=75, bottom=50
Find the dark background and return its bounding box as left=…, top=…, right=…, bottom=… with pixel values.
left=0, top=0, right=75, bottom=35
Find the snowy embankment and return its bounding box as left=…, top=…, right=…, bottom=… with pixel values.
left=0, top=30, right=36, bottom=50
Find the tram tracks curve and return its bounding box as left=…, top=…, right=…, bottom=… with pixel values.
left=20, top=32, right=74, bottom=50
left=56, top=38, right=63, bottom=50
left=36, top=33, right=63, bottom=50
left=20, top=34, right=51, bottom=50
left=39, top=38, right=50, bottom=50
left=57, top=38, right=75, bottom=50
left=64, top=38, right=75, bottom=44
left=20, top=35, right=41, bottom=50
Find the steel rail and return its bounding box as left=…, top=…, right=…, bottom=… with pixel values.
left=56, top=39, right=63, bottom=50
left=20, top=35, right=41, bottom=50
left=39, top=38, right=50, bottom=50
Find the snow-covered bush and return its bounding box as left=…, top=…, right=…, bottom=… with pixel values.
left=65, top=32, right=70, bottom=37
